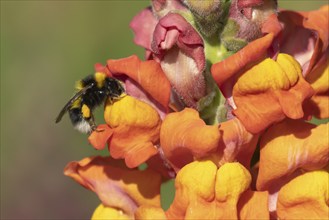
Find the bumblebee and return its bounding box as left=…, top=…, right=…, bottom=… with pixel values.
left=56, top=72, right=125, bottom=133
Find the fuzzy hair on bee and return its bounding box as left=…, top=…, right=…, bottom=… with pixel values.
left=56, top=72, right=125, bottom=133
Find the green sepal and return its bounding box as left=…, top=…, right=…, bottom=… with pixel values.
left=198, top=63, right=228, bottom=125
left=220, top=19, right=248, bottom=52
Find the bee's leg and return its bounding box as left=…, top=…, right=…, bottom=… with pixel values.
left=88, top=115, right=97, bottom=131
left=81, top=104, right=104, bottom=133
left=87, top=115, right=104, bottom=133
left=108, top=97, right=114, bottom=104
left=111, top=93, right=126, bottom=101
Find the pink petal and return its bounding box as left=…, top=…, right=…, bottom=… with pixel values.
left=152, top=13, right=206, bottom=108
left=130, top=7, right=158, bottom=52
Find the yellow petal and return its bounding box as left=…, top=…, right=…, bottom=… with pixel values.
left=91, top=204, right=131, bottom=220
left=104, top=95, right=160, bottom=168
left=166, top=161, right=253, bottom=219
left=235, top=54, right=299, bottom=92
left=276, top=53, right=301, bottom=86
left=277, top=170, right=329, bottom=219
left=216, top=163, right=251, bottom=204
left=105, top=95, right=160, bottom=129
left=166, top=160, right=218, bottom=219
left=215, top=163, right=254, bottom=220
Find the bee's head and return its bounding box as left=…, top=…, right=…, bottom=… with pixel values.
left=105, top=78, right=125, bottom=97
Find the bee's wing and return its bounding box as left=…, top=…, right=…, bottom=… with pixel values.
left=55, top=83, right=94, bottom=123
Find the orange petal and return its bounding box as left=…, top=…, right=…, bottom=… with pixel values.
left=107, top=55, right=171, bottom=110
left=306, top=56, right=329, bottom=95
left=232, top=53, right=314, bottom=133
left=300, top=6, right=329, bottom=74
left=64, top=156, right=161, bottom=217
left=301, top=6, right=329, bottom=54
left=218, top=118, right=259, bottom=168
left=160, top=108, right=220, bottom=171
left=261, top=13, right=282, bottom=36
left=304, top=54, right=329, bottom=119
left=306, top=95, right=329, bottom=119
left=277, top=170, right=329, bottom=219
left=279, top=6, right=329, bottom=76
left=257, top=120, right=329, bottom=190
left=211, top=33, right=274, bottom=87
left=166, top=161, right=252, bottom=219
left=238, top=190, right=269, bottom=220
left=91, top=204, right=131, bottom=220
left=160, top=109, right=258, bottom=171
left=88, top=124, right=113, bottom=150
left=104, top=95, right=161, bottom=168
left=146, top=154, right=176, bottom=179
left=135, top=205, right=167, bottom=220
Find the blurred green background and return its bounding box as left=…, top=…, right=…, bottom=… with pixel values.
left=1, top=1, right=327, bottom=219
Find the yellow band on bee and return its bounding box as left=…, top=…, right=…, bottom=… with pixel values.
left=82, top=104, right=91, bottom=118
left=75, top=80, right=84, bottom=91
left=95, top=72, right=106, bottom=88
left=71, top=99, right=81, bottom=109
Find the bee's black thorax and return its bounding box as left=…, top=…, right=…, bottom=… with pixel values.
left=76, top=75, right=124, bottom=110
left=104, top=77, right=125, bottom=97
left=80, top=87, right=107, bottom=110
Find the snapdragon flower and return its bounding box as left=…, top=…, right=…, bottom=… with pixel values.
left=64, top=1, right=329, bottom=219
